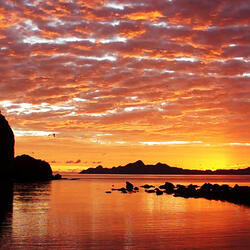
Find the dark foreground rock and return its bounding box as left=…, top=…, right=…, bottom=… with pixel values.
left=173, top=183, right=250, bottom=206
left=12, top=154, right=53, bottom=181
left=0, top=115, right=62, bottom=182
left=141, top=184, right=154, bottom=189
left=109, top=181, right=250, bottom=207
left=53, top=173, right=62, bottom=180
left=159, top=182, right=175, bottom=193
left=126, top=181, right=134, bottom=191
left=0, top=114, right=15, bottom=178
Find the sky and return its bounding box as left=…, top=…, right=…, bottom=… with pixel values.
left=0, top=0, right=249, bottom=172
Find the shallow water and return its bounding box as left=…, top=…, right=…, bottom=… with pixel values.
left=1, top=174, right=250, bottom=249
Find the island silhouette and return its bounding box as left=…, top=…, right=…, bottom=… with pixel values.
left=0, top=114, right=61, bottom=181
left=80, top=160, right=250, bottom=175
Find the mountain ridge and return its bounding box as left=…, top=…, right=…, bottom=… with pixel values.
left=80, top=160, right=250, bottom=175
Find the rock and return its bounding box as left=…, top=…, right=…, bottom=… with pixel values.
left=0, top=114, right=15, bottom=178
left=105, top=191, right=111, bottom=193
left=134, top=187, right=139, bottom=191
left=141, top=184, right=154, bottom=189
left=118, top=187, right=127, bottom=193
left=12, top=154, right=53, bottom=181
left=53, top=173, right=62, bottom=180
left=159, top=182, right=175, bottom=194
left=126, top=181, right=134, bottom=191
left=155, top=188, right=163, bottom=195
left=145, top=189, right=155, bottom=193
left=121, top=189, right=127, bottom=193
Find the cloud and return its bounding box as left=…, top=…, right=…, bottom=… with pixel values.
left=140, top=141, right=203, bottom=145
left=66, top=159, right=81, bottom=164
left=227, top=143, right=250, bottom=147
left=92, top=161, right=102, bottom=164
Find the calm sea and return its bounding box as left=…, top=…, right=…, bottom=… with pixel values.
left=1, top=174, right=250, bottom=249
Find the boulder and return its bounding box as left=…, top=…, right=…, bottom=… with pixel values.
left=155, top=188, right=163, bottom=195
left=145, top=189, right=155, bottom=193
left=12, top=154, right=53, bottom=181
left=53, top=173, right=62, bottom=180
left=141, top=184, right=154, bottom=189
left=126, top=181, right=134, bottom=191
left=159, top=182, right=175, bottom=193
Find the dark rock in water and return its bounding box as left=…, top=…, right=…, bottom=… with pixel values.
left=134, top=187, right=139, bottom=191
left=145, top=189, right=155, bottom=193
left=170, top=183, right=250, bottom=206
left=141, top=184, right=154, bottom=189
left=118, top=187, right=127, bottom=193
left=174, top=184, right=192, bottom=198
left=121, top=189, right=127, bottom=193
left=0, top=114, right=15, bottom=178
left=155, top=188, right=163, bottom=195
left=159, top=182, right=175, bottom=193
left=126, top=181, right=134, bottom=191
left=12, top=154, right=53, bottom=181
left=53, top=173, right=62, bottom=180
left=105, top=191, right=111, bottom=193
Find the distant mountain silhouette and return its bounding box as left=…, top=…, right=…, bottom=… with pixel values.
left=80, top=160, right=250, bottom=175
left=0, top=114, right=15, bottom=178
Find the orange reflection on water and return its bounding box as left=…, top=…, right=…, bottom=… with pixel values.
left=7, top=176, right=250, bottom=249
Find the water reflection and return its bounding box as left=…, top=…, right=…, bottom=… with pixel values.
left=0, top=176, right=250, bottom=249
left=13, top=182, right=51, bottom=243
left=1, top=181, right=51, bottom=249
left=0, top=181, right=13, bottom=249
left=14, top=181, right=51, bottom=203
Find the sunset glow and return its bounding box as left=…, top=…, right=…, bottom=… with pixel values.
left=1, top=0, right=249, bottom=171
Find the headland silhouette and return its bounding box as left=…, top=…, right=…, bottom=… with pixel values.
left=0, top=114, right=61, bottom=181
left=80, top=160, right=250, bottom=175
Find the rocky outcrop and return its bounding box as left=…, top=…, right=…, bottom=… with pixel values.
left=0, top=114, right=62, bottom=185
left=0, top=114, right=15, bottom=178
left=13, top=154, right=53, bottom=181
left=105, top=181, right=250, bottom=206
left=171, top=182, right=250, bottom=206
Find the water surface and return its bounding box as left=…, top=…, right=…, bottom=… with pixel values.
left=0, top=174, right=250, bottom=249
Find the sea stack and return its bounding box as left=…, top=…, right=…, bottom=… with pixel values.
left=0, top=114, right=15, bottom=178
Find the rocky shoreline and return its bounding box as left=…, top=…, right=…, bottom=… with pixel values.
left=107, top=181, right=250, bottom=207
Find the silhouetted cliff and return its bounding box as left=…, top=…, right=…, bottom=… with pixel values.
left=80, top=160, right=250, bottom=175
left=0, top=114, right=14, bottom=178
left=13, top=155, right=53, bottom=181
